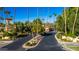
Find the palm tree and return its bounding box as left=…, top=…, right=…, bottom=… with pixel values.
left=0, top=16, right=4, bottom=22
left=46, top=7, right=51, bottom=32
left=27, top=7, right=30, bottom=27
left=27, top=8, right=29, bottom=22
left=0, top=7, right=3, bottom=11
left=13, top=7, right=17, bottom=30
left=4, top=10, right=11, bottom=31
left=4, top=10, right=10, bottom=19
left=14, top=7, right=16, bottom=22
left=72, top=7, right=79, bottom=35
left=64, top=7, right=67, bottom=35
left=0, top=7, right=4, bottom=23
left=36, top=7, right=39, bottom=35
left=27, top=8, right=31, bottom=35
left=53, top=13, right=57, bottom=31
left=47, top=7, right=50, bottom=23
left=0, top=7, right=4, bottom=15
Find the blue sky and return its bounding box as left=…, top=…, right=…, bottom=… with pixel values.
left=4, top=7, right=63, bottom=23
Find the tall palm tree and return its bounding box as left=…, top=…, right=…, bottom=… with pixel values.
left=0, top=7, right=4, bottom=16
left=27, top=8, right=30, bottom=35
left=0, top=7, right=4, bottom=23
left=53, top=13, right=57, bottom=30
left=46, top=7, right=51, bottom=31
left=14, top=7, right=16, bottom=22
left=0, top=7, right=3, bottom=11
left=36, top=7, right=39, bottom=35
left=72, top=7, right=79, bottom=35
left=5, top=10, right=10, bottom=18
left=13, top=7, right=17, bottom=30
left=47, top=7, right=50, bottom=23
left=4, top=10, right=11, bottom=31
left=27, top=8, right=29, bottom=22
left=64, top=7, right=67, bottom=35
left=27, top=8, right=30, bottom=28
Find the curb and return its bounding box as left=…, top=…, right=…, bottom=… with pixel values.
left=22, top=35, right=44, bottom=50
left=0, top=40, right=14, bottom=48
left=55, top=33, right=74, bottom=51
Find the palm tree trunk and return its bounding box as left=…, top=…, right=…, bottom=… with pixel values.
left=72, top=8, right=78, bottom=35
left=36, top=7, right=38, bottom=35
left=14, top=7, right=16, bottom=30
left=47, top=8, right=50, bottom=23
left=27, top=8, right=30, bottom=36
left=14, top=7, right=16, bottom=22
left=64, top=7, right=67, bottom=35
left=3, top=8, right=6, bottom=31
left=27, top=8, right=29, bottom=22
left=0, top=8, right=2, bottom=23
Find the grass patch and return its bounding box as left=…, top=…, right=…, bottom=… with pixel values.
left=67, top=46, right=79, bottom=51
left=56, top=32, right=73, bottom=42
left=67, top=33, right=76, bottom=38
left=61, top=38, right=72, bottom=42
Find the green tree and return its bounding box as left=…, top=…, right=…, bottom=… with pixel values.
left=72, top=8, right=79, bottom=35
left=0, top=7, right=4, bottom=23
left=4, top=10, right=10, bottom=18
left=31, top=18, right=44, bottom=35
left=64, top=7, right=67, bottom=35
left=55, top=15, right=64, bottom=32
left=55, top=7, right=79, bottom=37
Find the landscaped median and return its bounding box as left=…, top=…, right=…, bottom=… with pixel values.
left=22, top=35, right=43, bottom=50
left=55, top=32, right=79, bottom=51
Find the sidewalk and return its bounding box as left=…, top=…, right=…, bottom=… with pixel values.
left=55, top=33, right=79, bottom=51
left=0, top=41, right=13, bottom=48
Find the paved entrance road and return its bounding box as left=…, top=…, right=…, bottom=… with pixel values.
left=0, top=31, right=65, bottom=51
left=28, top=31, right=65, bottom=51
left=0, top=35, right=32, bottom=51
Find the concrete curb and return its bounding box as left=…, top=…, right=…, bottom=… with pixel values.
left=55, top=33, right=74, bottom=51
left=22, top=35, right=44, bottom=50
left=0, top=40, right=14, bottom=48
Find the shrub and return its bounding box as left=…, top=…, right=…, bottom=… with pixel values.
left=3, top=31, right=17, bottom=37
left=25, top=39, right=37, bottom=46
left=56, top=33, right=62, bottom=39
left=26, top=42, right=31, bottom=46
left=61, top=38, right=72, bottom=42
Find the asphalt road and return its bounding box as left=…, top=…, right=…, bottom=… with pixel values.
left=28, top=31, right=65, bottom=51
left=0, top=31, right=65, bottom=51
left=0, top=35, right=32, bottom=51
